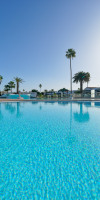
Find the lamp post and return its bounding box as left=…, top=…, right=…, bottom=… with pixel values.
left=0, top=80, right=1, bottom=96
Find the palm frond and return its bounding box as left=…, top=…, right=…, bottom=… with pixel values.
left=65, top=48, right=76, bottom=59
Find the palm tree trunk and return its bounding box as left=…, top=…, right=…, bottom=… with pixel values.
left=17, top=82, right=19, bottom=94
left=70, top=58, right=72, bottom=93
left=0, top=81, right=1, bottom=96
left=80, top=81, right=83, bottom=93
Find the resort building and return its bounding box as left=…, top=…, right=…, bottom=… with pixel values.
left=83, top=87, right=100, bottom=98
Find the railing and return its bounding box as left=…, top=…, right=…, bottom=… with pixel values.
left=73, top=92, right=100, bottom=99
left=95, top=92, right=100, bottom=98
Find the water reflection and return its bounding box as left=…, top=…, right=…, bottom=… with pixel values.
left=94, top=102, right=100, bottom=107
left=0, top=101, right=91, bottom=123
left=32, top=101, right=38, bottom=105
left=74, top=103, right=90, bottom=123
left=67, top=102, right=77, bottom=145
left=58, top=101, right=69, bottom=106
left=31, top=101, right=42, bottom=110
left=4, top=102, right=22, bottom=118
left=67, top=102, right=90, bottom=145
left=5, top=103, right=16, bottom=114
left=83, top=101, right=100, bottom=108
left=44, top=101, right=56, bottom=105
left=83, top=102, right=91, bottom=107
left=39, top=104, right=42, bottom=110
left=0, top=103, right=3, bottom=120
left=16, top=102, right=22, bottom=118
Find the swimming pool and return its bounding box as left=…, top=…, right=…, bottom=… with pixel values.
left=8, top=94, right=30, bottom=99
left=0, top=101, right=99, bottom=199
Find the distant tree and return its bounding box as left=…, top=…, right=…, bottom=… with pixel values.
left=8, top=81, right=15, bottom=93
left=58, top=88, right=69, bottom=92
left=32, top=89, right=39, bottom=95
left=32, top=89, right=38, bottom=92
left=44, top=89, right=48, bottom=92
left=4, top=85, right=10, bottom=93
left=39, top=84, right=42, bottom=93
left=65, top=49, right=76, bottom=93
left=14, top=77, right=23, bottom=94
left=73, top=71, right=90, bottom=93
left=0, top=75, right=3, bottom=85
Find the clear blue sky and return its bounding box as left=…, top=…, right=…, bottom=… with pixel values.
left=0, top=0, right=100, bottom=92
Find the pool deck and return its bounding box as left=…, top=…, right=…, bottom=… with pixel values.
left=0, top=98, right=100, bottom=102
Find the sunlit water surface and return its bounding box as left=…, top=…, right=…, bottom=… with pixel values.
left=0, top=101, right=100, bottom=199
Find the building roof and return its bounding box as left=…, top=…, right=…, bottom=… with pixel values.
left=84, top=87, right=100, bottom=91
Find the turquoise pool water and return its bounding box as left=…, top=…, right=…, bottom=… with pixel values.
left=0, top=101, right=100, bottom=199
left=8, top=94, right=30, bottom=99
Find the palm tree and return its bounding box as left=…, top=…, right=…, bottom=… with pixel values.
left=65, top=49, right=76, bottom=93
left=8, top=81, right=15, bottom=93
left=73, top=71, right=90, bottom=93
left=84, top=72, right=90, bottom=87
left=0, top=75, right=3, bottom=95
left=14, top=77, right=23, bottom=94
left=4, top=84, right=10, bottom=93
left=0, top=75, right=3, bottom=85
left=39, top=84, right=42, bottom=93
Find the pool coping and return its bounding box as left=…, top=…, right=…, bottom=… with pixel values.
left=0, top=98, right=100, bottom=102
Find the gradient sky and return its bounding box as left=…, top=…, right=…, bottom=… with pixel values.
left=0, top=0, right=100, bottom=92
